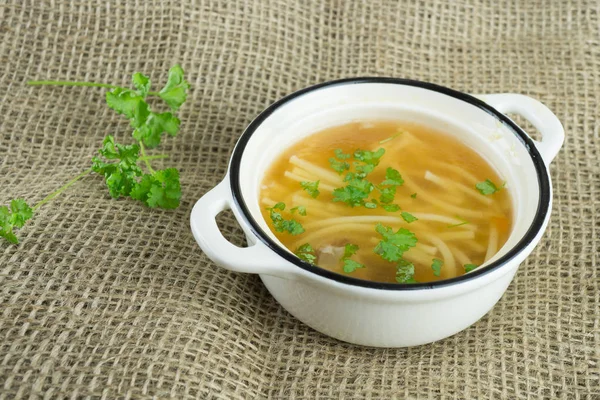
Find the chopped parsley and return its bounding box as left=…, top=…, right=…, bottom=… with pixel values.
left=374, top=223, right=417, bottom=262
left=431, top=258, right=443, bottom=276
left=464, top=263, right=478, bottom=273
left=343, top=243, right=359, bottom=258
left=410, top=193, right=417, bottom=199
left=354, top=148, right=385, bottom=166
left=341, top=243, right=364, bottom=273
left=343, top=259, right=365, bottom=273
left=295, top=243, right=316, bottom=264
left=334, top=149, right=351, bottom=160
left=382, top=204, right=400, bottom=212
left=381, top=167, right=404, bottom=187
left=332, top=178, right=374, bottom=207
left=266, top=202, right=305, bottom=235
left=379, top=186, right=396, bottom=204
left=290, top=205, right=307, bottom=216
left=475, top=179, right=504, bottom=195
left=329, top=158, right=350, bottom=174
left=401, top=211, right=418, bottom=223
left=300, top=180, right=320, bottom=198
left=329, top=149, right=352, bottom=174
left=396, top=259, right=417, bottom=283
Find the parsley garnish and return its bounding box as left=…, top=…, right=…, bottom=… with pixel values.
left=328, top=149, right=351, bottom=174
left=374, top=223, right=417, bottom=262
left=410, top=193, right=417, bottom=199
left=354, top=148, right=385, bottom=166
left=396, top=259, right=417, bottom=283
left=0, top=200, right=33, bottom=244
left=332, top=178, right=374, bottom=207
left=475, top=179, right=504, bottom=195
left=300, top=180, right=320, bottom=198
left=464, top=263, right=478, bottom=273
left=401, top=211, right=418, bottom=223
left=379, top=186, right=396, bottom=204
left=343, top=259, right=365, bottom=273
left=382, top=204, right=401, bottom=212
left=341, top=243, right=365, bottom=273
left=334, top=149, right=351, bottom=160
left=295, top=243, right=316, bottom=264
left=343, top=243, right=359, bottom=258
left=431, top=258, right=443, bottom=276
left=267, top=202, right=305, bottom=235
left=290, top=205, right=307, bottom=216
left=4, top=66, right=189, bottom=244
left=329, top=158, right=350, bottom=174
left=381, top=167, right=404, bottom=187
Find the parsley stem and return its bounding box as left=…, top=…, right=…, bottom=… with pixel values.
left=32, top=168, right=93, bottom=211
left=26, top=81, right=160, bottom=96
left=29, top=153, right=167, bottom=213
left=138, top=154, right=169, bottom=161
left=138, top=141, right=155, bottom=174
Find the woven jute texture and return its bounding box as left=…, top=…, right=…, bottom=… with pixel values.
left=1, top=0, right=599, bottom=398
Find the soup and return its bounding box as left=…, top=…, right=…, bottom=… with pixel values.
left=259, top=121, right=512, bottom=283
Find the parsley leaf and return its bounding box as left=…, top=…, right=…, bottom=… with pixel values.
left=464, top=263, right=478, bottom=273
left=382, top=204, right=401, bottom=212
left=431, top=258, right=443, bottom=276
left=290, top=205, right=307, bottom=216
left=333, top=178, right=373, bottom=207
left=379, top=186, right=396, bottom=204
left=354, top=163, right=375, bottom=178
left=266, top=202, right=305, bottom=235
left=158, top=64, right=190, bottom=111
left=396, top=259, right=417, bottom=283
left=374, top=223, right=417, bottom=262
left=106, top=88, right=150, bottom=128
left=401, top=211, right=418, bottom=223
left=410, top=193, right=417, bottom=199
left=354, top=148, right=385, bottom=166
left=341, top=243, right=364, bottom=273
left=91, top=136, right=143, bottom=198
left=106, top=66, right=187, bottom=148
left=329, top=158, right=350, bottom=174
left=343, top=259, right=365, bottom=273
left=300, top=180, right=320, bottom=198
left=343, top=243, right=359, bottom=258
left=92, top=136, right=182, bottom=208
left=334, top=149, right=351, bottom=160
left=132, top=72, right=151, bottom=97
left=0, top=199, right=34, bottom=244
left=132, top=111, right=180, bottom=148
left=295, top=243, right=316, bottom=264
left=131, top=168, right=182, bottom=209
left=381, top=167, right=404, bottom=187
left=476, top=179, right=503, bottom=195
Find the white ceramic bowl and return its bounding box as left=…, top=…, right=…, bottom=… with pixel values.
left=190, top=78, right=564, bottom=347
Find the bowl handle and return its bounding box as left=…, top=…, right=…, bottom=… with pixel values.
left=190, top=179, right=297, bottom=278
left=480, top=94, right=564, bottom=166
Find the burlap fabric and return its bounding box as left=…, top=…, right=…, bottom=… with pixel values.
left=1, top=0, right=598, bottom=398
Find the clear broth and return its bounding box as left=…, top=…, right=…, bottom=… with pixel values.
left=259, top=121, right=512, bottom=283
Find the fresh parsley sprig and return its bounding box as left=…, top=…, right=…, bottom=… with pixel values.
left=2, top=65, right=189, bottom=244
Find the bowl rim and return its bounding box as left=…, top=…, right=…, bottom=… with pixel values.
left=229, top=77, right=550, bottom=290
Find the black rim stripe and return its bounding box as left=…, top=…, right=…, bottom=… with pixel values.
left=229, top=77, right=550, bottom=290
